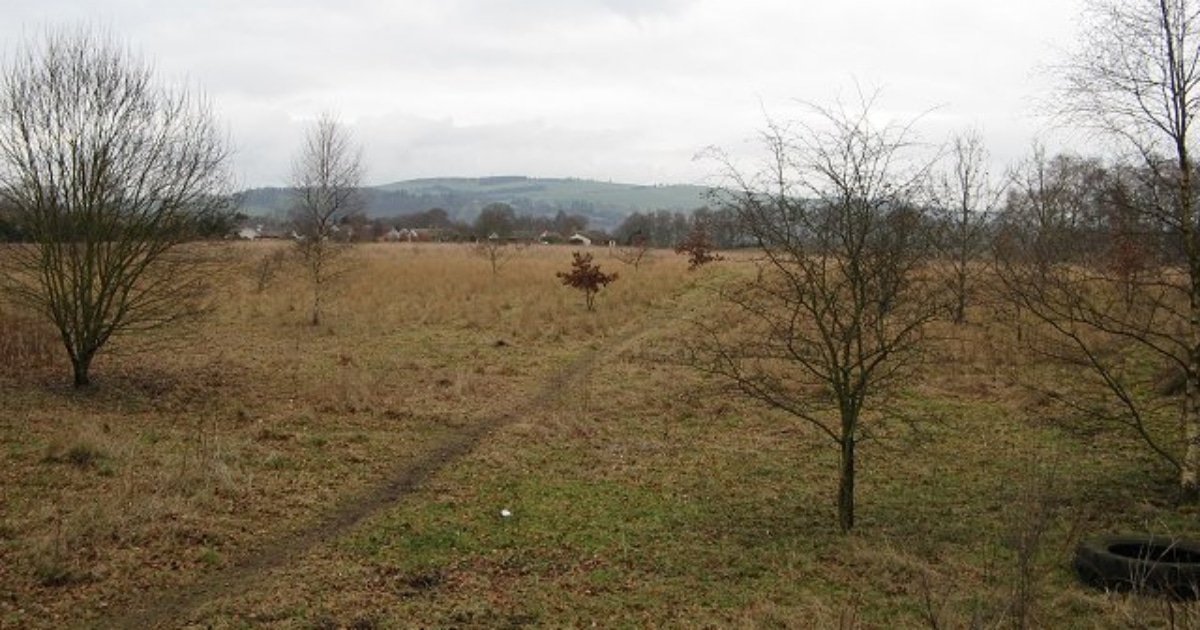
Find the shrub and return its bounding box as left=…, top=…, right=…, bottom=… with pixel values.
left=556, top=251, right=618, bottom=311
left=674, top=224, right=723, bottom=270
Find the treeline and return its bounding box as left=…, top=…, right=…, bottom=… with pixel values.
left=239, top=186, right=616, bottom=229
left=992, top=151, right=1186, bottom=267
left=1, top=149, right=1176, bottom=255
left=0, top=200, right=246, bottom=242
left=616, top=149, right=1198, bottom=263
left=351, top=203, right=737, bottom=245
left=235, top=199, right=731, bottom=245
left=611, top=207, right=741, bottom=248
left=342, top=203, right=594, bottom=241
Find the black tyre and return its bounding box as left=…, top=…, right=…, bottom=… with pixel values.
left=1073, top=533, right=1200, bottom=598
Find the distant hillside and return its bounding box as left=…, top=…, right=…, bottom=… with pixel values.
left=238, top=176, right=711, bottom=231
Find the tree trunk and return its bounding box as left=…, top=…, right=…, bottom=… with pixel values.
left=954, top=251, right=968, bottom=324
left=837, top=436, right=856, bottom=533
left=953, top=282, right=966, bottom=325
left=1179, top=101, right=1198, bottom=501
left=1175, top=235, right=1198, bottom=498
left=308, top=245, right=326, bottom=326
left=71, top=351, right=92, bottom=388
left=1184, top=360, right=1200, bottom=500
left=311, top=282, right=323, bottom=326
left=1183, top=310, right=1200, bottom=500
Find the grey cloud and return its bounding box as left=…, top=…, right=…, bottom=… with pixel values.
left=447, top=0, right=700, bottom=22
left=2, top=0, right=1082, bottom=188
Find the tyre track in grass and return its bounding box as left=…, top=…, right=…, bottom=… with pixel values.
left=95, top=302, right=679, bottom=630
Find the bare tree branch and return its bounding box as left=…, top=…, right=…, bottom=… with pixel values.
left=1013, top=0, right=1200, bottom=497
left=695, top=90, right=944, bottom=532
left=0, top=26, right=232, bottom=387
left=289, top=112, right=364, bottom=326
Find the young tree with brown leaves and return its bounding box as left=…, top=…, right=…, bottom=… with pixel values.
left=557, top=251, right=618, bottom=311
left=674, top=222, right=723, bottom=271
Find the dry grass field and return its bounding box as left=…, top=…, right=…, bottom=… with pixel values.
left=1, top=242, right=1198, bottom=629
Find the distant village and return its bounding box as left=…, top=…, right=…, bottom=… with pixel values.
left=229, top=201, right=744, bottom=249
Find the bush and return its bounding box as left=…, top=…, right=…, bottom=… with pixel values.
left=556, top=251, right=618, bottom=311
left=675, top=224, right=722, bottom=270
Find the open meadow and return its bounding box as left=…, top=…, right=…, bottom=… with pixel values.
left=1, top=242, right=1197, bottom=629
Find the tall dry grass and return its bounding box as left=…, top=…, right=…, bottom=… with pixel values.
left=0, top=241, right=705, bottom=615
left=6, top=241, right=1190, bottom=628
left=0, top=307, right=59, bottom=373
left=231, top=241, right=695, bottom=341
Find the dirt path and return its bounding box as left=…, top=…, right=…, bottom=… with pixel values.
left=95, top=309, right=668, bottom=629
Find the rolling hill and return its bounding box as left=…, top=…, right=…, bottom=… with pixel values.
left=238, top=176, right=712, bottom=230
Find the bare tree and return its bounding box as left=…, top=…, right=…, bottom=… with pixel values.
left=0, top=26, right=231, bottom=387
left=473, top=235, right=525, bottom=278
left=612, top=233, right=652, bottom=270
left=997, top=148, right=1193, bottom=489
left=1000, top=147, right=1112, bottom=268
left=932, top=128, right=1004, bottom=323
left=1004, top=0, right=1200, bottom=498
left=290, top=112, right=364, bottom=326
left=696, top=92, right=943, bottom=532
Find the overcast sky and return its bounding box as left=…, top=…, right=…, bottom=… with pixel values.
left=4, top=0, right=1084, bottom=189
